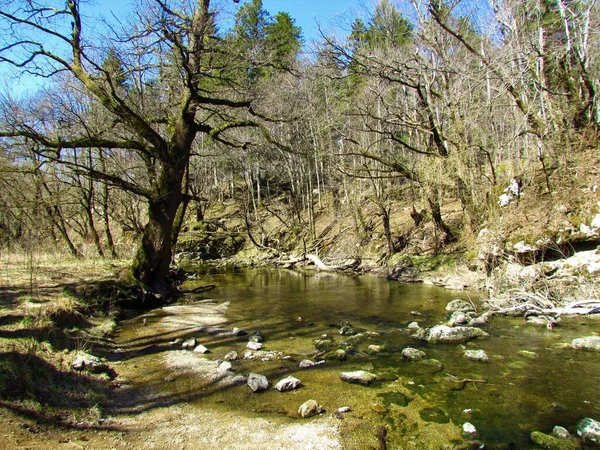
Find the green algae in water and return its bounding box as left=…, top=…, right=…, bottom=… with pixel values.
left=419, top=406, right=450, bottom=423
left=377, top=391, right=410, bottom=407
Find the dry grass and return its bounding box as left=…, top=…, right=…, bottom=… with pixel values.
left=0, top=250, right=128, bottom=415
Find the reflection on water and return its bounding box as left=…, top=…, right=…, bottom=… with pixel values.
left=124, top=268, right=600, bottom=448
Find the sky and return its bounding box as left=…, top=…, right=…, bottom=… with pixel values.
left=0, top=0, right=372, bottom=96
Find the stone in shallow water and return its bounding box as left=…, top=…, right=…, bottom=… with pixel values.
left=446, top=299, right=475, bottom=313
left=340, top=370, right=377, bottom=385
left=193, top=344, right=209, bottom=353
left=274, top=376, right=302, bottom=392
left=531, top=431, right=580, bottom=450
left=402, top=347, right=426, bottom=360
left=299, top=359, right=316, bottom=368
left=298, top=399, right=324, bottom=418
left=578, top=417, right=600, bottom=443
left=464, top=349, right=489, bottom=363
left=246, top=341, right=263, bottom=350
left=247, top=373, right=268, bottom=392
left=415, top=325, right=489, bottom=343
left=224, top=351, right=238, bottom=361
left=463, top=422, right=477, bottom=437
left=218, top=361, right=233, bottom=372
left=182, top=338, right=196, bottom=349
left=571, top=336, right=600, bottom=351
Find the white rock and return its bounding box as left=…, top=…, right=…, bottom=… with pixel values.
left=246, top=341, right=263, bottom=350
left=218, top=361, right=233, bottom=371
left=182, top=338, right=196, bottom=349
left=193, top=344, right=209, bottom=353
left=274, top=376, right=302, bottom=392
left=463, top=422, right=477, bottom=436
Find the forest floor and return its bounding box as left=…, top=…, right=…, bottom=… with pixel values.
left=0, top=254, right=341, bottom=450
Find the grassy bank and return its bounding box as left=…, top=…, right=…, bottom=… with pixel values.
left=0, top=252, right=128, bottom=424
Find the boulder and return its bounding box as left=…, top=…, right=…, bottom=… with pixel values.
left=407, top=321, right=420, bottom=330
left=402, top=347, right=426, bottom=360
left=446, top=299, right=475, bottom=313
left=298, top=399, right=324, bottom=418
left=415, top=325, right=490, bottom=344
left=247, top=373, right=269, bottom=392
left=340, top=370, right=377, bottom=385
left=274, top=376, right=302, bottom=392
left=578, top=417, right=600, bottom=444
left=571, top=336, right=600, bottom=351
left=464, top=349, right=489, bottom=363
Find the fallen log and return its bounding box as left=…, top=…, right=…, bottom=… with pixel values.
left=304, top=254, right=361, bottom=272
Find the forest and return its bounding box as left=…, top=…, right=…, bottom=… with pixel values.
left=0, top=0, right=599, bottom=290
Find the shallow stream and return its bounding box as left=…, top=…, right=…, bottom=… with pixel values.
left=116, top=268, right=600, bottom=449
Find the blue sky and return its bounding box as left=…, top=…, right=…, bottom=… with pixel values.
left=1, top=0, right=372, bottom=95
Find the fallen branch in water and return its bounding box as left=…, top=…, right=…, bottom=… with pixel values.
left=445, top=373, right=487, bottom=384
left=179, top=284, right=216, bottom=294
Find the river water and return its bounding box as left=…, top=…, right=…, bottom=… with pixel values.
left=120, top=267, right=600, bottom=449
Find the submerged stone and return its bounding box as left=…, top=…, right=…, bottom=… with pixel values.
left=571, top=336, right=600, bottom=351
left=464, top=349, right=489, bottom=363
left=402, top=347, right=426, bottom=360
left=340, top=370, right=377, bottom=385
left=530, top=431, right=580, bottom=450
left=298, top=399, right=324, bottom=418
left=415, top=325, right=490, bottom=343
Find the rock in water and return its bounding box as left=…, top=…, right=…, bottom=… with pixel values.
left=571, top=336, right=600, bottom=351
left=299, top=359, right=316, bottom=368
left=340, top=370, right=377, bottom=385
left=247, top=373, right=269, bottom=392
left=246, top=341, right=263, bottom=350
left=298, top=399, right=324, bottom=418
left=401, top=347, right=426, bottom=360
left=193, top=344, right=209, bottom=353
left=464, top=349, right=489, bottom=363
left=182, top=338, right=196, bottom=349
left=415, top=325, right=489, bottom=343
left=445, top=299, right=475, bottom=313
left=274, top=376, right=302, bottom=392
left=578, top=417, right=600, bottom=444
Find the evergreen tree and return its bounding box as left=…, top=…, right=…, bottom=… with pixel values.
left=264, top=12, right=302, bottom=68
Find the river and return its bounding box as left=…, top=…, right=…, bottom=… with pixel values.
left=117, top=267, right=600, bottom=449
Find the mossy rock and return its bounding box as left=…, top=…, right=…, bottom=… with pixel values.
left=530, top=431, right=581, bottom=450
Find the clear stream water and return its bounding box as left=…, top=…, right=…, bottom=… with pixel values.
left=119, top=268, right=600, bottom=449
